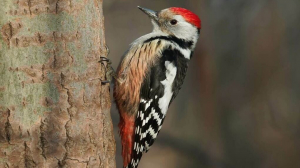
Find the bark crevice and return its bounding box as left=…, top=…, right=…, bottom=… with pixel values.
left=59, top=72, right=73, bottom=167
left=39, top=120, right=47, bottom=159
left=56, top=0, right=60, bottom=14
left=24, top=142, right=37, bottom=168
left=4, top=109, right=12, bottom=144
left=27, top=0, right=32, bottom=15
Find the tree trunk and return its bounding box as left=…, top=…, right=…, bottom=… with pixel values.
left=0, top=0, right=116, bottom=167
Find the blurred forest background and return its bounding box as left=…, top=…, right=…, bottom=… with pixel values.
left=103, top=0, right=300, bottom=168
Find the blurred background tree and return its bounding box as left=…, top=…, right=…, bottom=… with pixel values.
left=104, top=0, right=300, bottom=168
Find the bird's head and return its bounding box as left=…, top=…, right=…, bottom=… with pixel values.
left=138, top=6, right=201, bottom=42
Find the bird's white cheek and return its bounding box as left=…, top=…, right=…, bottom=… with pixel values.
left=172, top=24, right=197, bottom=40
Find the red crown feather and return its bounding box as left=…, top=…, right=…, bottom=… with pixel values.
left=170, top=7, right=201, bottom=29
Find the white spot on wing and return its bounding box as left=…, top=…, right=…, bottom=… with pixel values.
left=142, top=113, right=152, bottom=126
left=145, top=142, right=150, bottom=149
left=142, top=120, right=145, bottom=126
left=152, top=108, right=162, bottom=125
left=148, top=126, right=157, bottom=138
left=158, top=61, right=177, bottom=115
left=145, top=99, right=153, bottom=110
left=140, top=112, right=144, bottom=119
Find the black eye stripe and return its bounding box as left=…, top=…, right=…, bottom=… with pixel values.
left=170, top=19, right=178, bottom=25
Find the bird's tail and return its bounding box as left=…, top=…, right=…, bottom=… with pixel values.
left=119, top=113, right=135, bottom=168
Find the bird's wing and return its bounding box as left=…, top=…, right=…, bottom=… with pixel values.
left=127, top=45, right=190, bottom=168
left=118, top=38, right=167, bottom=168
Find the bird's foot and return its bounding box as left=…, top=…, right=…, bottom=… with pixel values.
left=99, top=56, right=121, bottom=84
left=90, top=45, right=121, bottom=84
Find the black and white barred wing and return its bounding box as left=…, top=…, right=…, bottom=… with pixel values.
left=128, top=46, right=190, bottom=168
left=127, top=62, right=167, bottom=168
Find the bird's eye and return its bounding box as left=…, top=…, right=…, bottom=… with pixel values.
left=170, top=19, right=178, bottom=25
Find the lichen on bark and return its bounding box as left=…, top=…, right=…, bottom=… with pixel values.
left=0, top=0, right=116, bottom=167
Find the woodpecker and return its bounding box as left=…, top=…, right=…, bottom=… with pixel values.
left=113, top=6, right=201, bottom=168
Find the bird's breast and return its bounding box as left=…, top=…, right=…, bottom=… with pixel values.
left=114, top=40, right=166, bottom=115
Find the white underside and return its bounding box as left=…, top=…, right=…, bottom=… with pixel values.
left=158, top=61, right=177, bottom=115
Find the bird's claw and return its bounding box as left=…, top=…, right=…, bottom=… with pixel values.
left=95, top=46, right=121, bottom=84
left=99, top=56, right=111, bottom=63
left=99, top=57, right=116, bottom=85
left=100, top=80, right=111, bottom=84
left=99, top=45, right=110, bottom=62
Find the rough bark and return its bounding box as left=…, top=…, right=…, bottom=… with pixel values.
left=0, top=0, right=116, bottom=167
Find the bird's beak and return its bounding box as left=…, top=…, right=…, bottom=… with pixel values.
left=137, top=6, right=158, bottom=22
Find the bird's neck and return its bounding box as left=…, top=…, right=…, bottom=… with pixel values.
left=132, top=30, right=197, bottom=51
